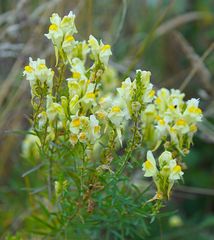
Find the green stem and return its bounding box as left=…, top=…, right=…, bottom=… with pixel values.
left=48, top=156, right=52, bottom=200
left=116, top=119, right=138, bottom=176
left=55, top=62, right=66, bottom=100
left=80, top=144, right=86, bottom=196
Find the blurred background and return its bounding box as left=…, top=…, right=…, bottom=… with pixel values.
left=0, top=0, right=213, bottom=239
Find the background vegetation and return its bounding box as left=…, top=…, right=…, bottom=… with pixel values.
left=0, top=0, right=213, bottom=239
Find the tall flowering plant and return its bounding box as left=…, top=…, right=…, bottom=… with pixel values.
left=22, top=11, right=202, bottom=238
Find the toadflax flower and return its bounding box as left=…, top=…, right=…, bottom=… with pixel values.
left=107, top=103, right=130, bottom=146
left=69, top=115, right=101, bottom=145
left=23, top=58, right=54, bottom=96
left=45, top=11, right=78, bottom=64
left=45, top=11, right=77, bottom=49
left=183, top=98, right=203, bottom=123
left=140, top=87, right=203, bottom=155
left=88, top=35, right=112, bottom=66
left=142, top=150, right=184, bottom=199
left=22, top=131, right=41, bottom=160
left=142, top=151, right=158, bottom=177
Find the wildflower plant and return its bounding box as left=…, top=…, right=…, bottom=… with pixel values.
left=22, top=11, right=203, bottom=238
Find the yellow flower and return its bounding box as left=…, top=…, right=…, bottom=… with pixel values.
left=38, top=63, right=46, bottom=69
left=176, top=119, right=187, bottom=126
left=70, top=134, right=78, bottom=145
left=190, top=124, right=197, bottom=133
left=49, top=23, right=58, bottom=31
left=158, top=118, right=165, bottom=126
left=142, top=151, right=157, bottom=177
left=169, top=161, right=183, bottom=180
left=71, top=118, right=81, bottom=127
left=24, top=65, right=34, bottom=73
left=72, top=72, right=81, bottom=79
left=101, top=44, right=111, bottom=51
left=188, top=106, right=202, bottom=114
left=155, top=97, right=161, bottom=104
left=184, top=98, right=203, bottom=122
left=111, top=106, right=121, bottom=113
left=149, top=89, right=155, bottom=98
left=65, top=35, right=74, bottom=42
left=23, top=58, right=54, bottom=96
left=96, top=111, right=106, bottom=120
left=89, top=115, right=101, bottom=141
left=94, top=125, right=101, bottom=134
left=86, top=92, right=95, bottom=99
left=88, top=35, right=112, bottom=65
left=79, top=132, right=87, bottom=142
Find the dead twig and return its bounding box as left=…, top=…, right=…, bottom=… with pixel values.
left=179, top=41, right=214, bottom=92
left=175, top=185, right=214, bottom=197
left=156, top=11, right=211, bottom=37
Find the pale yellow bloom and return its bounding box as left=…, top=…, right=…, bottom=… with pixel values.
left=45, top=11, right=77, bottom=48
left=142, top=151, right=157, bottom=177
left=88, top=35, right=112, bottom=66
left=23, top=58, right=54, bottom=96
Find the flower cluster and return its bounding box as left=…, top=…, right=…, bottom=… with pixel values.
left=140, top=88, right=202, bottom=198
left=23, top=11, right=202, bottom=202
left=23, top=58, right=54, bottom=98
left=142, top=151, right=184, bottom=199
left=142, top=88, right=202, bottom=155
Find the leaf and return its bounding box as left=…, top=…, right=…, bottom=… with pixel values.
left=4, top=129, right=35, bottom=136
left=38, top=201, right=51, bottom=217
left=54, top=46, right=59, bottom=66
left=22, top=163, right=45, bottom=177
left=67, top=171, right=81, bottom=189
left=31, top=186, right=47, bottom=194
left=30, top=230, right=52, bottom=236
left=200, top=216, right=214, bottom=228
left=31, top=216, right=55, bottom=230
